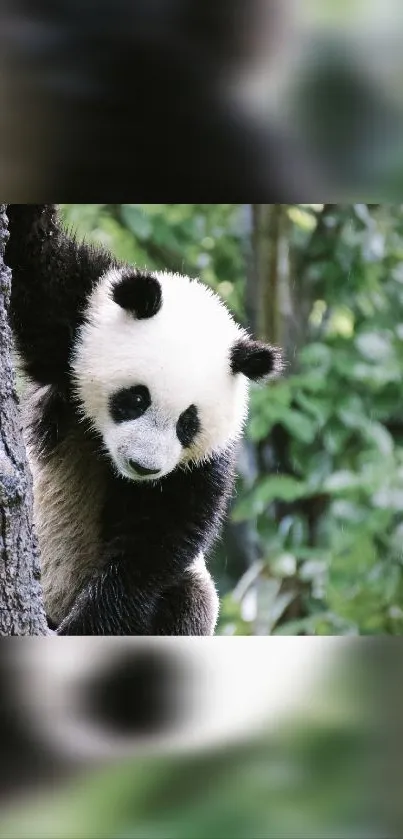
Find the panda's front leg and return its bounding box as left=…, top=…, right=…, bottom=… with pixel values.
left=57, top=555, right=219, bottom=637
left=151, top=554, right=220, bottom=636
left=56, top=561, right=160, bottom=636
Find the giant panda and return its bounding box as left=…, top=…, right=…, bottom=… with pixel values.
left=5, top=204, right=282, bottom=636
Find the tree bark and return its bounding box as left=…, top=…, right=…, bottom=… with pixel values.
left=250, top=203, right=309, bottom=626
left=0, top=205, right=49, bottom=635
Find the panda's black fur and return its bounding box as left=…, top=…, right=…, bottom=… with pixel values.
left=5, top=204, right=281, bottom=635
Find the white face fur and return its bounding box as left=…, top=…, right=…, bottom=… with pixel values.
left=71, top=268, right=276, bottom=482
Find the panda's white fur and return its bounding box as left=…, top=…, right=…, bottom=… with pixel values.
left=71, top=268, right=250, bottom=482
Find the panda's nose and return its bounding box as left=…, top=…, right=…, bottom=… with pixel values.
left=128, top=460, right=160, bottom=477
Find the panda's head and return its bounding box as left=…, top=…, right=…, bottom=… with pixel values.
left=71, top=268, right=282, bottom=482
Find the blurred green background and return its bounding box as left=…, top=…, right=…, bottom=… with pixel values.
left=61, top=203, right=403, bottom=637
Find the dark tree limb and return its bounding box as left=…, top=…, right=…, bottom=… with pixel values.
left=0, top=205, right=49, bottom=635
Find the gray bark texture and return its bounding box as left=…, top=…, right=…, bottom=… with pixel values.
left=0, top=204, right=49, bottom=635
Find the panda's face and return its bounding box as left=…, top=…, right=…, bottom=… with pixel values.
left=71, top=268, right=281, bottom=482
left=102, top=385, right=204, bottom=482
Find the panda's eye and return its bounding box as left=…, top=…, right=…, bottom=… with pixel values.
left=109, top=386, right=151, bottom=423
left=177, top=405, right=200, bottom=447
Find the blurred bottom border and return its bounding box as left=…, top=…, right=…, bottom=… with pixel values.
left=0, top=637, right=398, bottom=839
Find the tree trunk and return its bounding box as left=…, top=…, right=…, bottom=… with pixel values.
left=0, top=205, right=48, bottom=635
left=251, top=203, right=309, bottom=626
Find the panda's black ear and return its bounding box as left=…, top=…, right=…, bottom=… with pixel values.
left=112, top=270, right=162, bottom=319
left=230, top=339, right=283, bottom=381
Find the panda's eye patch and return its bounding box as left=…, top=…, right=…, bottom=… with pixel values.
left=176, top=405, right=200, bottom=447
left=109, top=386, right=151, bottom=423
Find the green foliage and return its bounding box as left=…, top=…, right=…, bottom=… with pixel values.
left=229, top=204, right=403, bottom=636
left=61, top=203, right=403, bottom=635
left=61, top=204, right=246, bottom=319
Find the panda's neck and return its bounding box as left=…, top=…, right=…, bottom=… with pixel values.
left=100, top=449, right=236, bottom=586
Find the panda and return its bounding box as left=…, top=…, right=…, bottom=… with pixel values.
left=5, top=204, right=282, bottom=636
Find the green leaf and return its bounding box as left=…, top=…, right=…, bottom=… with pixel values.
left=299, top=342, right=333, bottom=371
left=353, top=203, right=373, bottom=226
left=232, top=476, right=308, bottom=522
left=323, top=471, right=361, bottom=494
left=373, top=487, right=403, bottom=510
left=280, top=409, right=317, bottom=443
left=294, top=392, right=332, bottom=425
left=247, top=413, right=275, bottom=442
left=120, top=205, right=153, bottom=240
left=271, top=553, right=297, bottom=577
left=355, top=331, right=392, bottom=362
left=361, top=421, right=394, bottom=456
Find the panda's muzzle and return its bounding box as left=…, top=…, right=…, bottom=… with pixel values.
left=128, top=460, right=160, bottom=477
